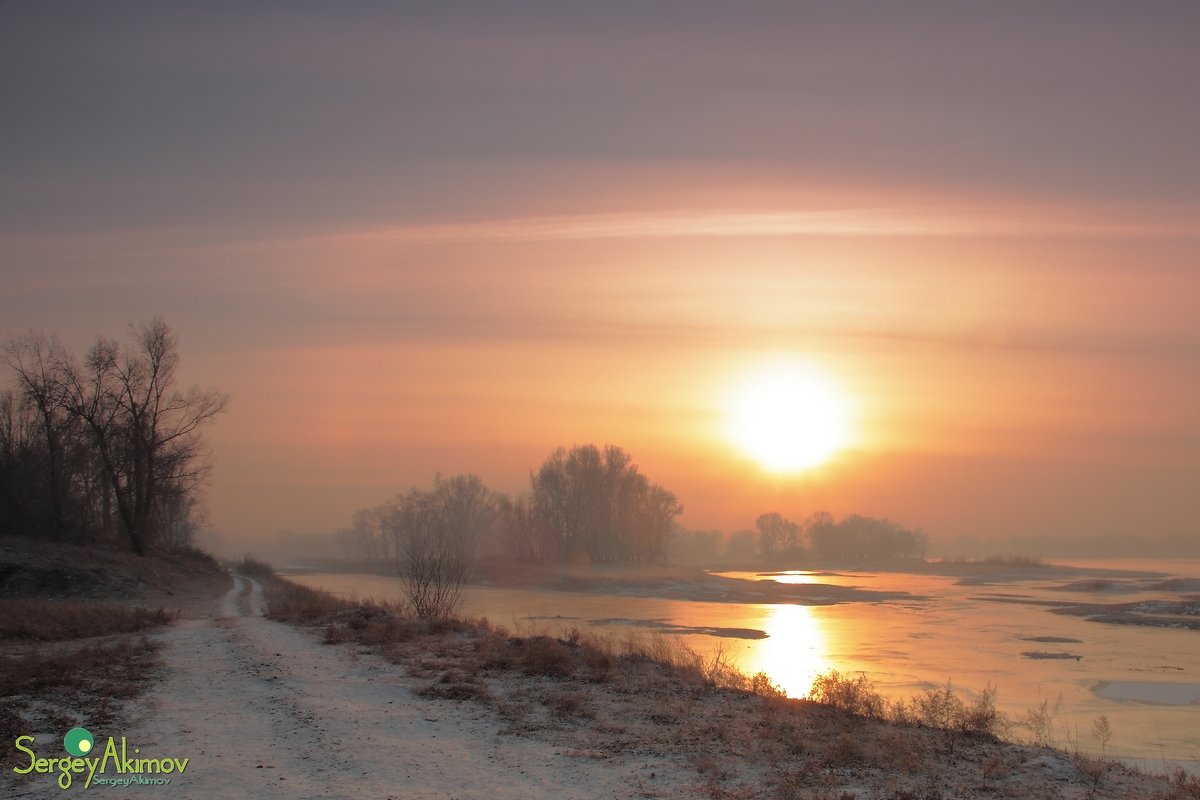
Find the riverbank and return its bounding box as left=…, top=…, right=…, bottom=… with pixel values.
left=253, top=568, right=1195, bottom=799
left=5, top=545, right=1197, bottom=798
left=281, top=554, right=1177, bottom=608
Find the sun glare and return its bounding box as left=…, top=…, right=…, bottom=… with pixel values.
left=727, top=361, right=854, bottom=472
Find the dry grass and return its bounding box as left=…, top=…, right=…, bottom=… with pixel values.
left=1163, top=768, right=1200, bottom=800
left=256, top=572, right=1188, bottom=800
left=0, top=538, right=231, bottom=782
left=0, top=638, right=162, bottom=769
left=260, top=573, right=359, bottom=623
left=0, top=598, right=174, bottom=641
left=809, top=670, right=1009, bottom=741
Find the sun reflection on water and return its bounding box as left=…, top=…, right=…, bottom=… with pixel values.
left=749, top=604, right=831, bottom=698
left=764, top=571, right=821, bottom=585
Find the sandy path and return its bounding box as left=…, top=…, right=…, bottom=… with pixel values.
left=125, top=575, right=690, bottom=800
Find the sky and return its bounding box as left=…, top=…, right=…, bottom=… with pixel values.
left=2, top=2, right=1198, bottom=548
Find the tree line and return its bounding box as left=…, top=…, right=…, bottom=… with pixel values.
left=671, top=511, right=928, bottom=564
left=755, top=510, right=928, bottom=563
left=335, top=443, right=682, bottom=568
left=1, top=318, right=227, bottom=555
left=339, top=443, right=926, bottom=575
left=333, top=444, right=681, bottom=619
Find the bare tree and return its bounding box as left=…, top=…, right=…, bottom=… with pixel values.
left=3, top=332, right=75, bottom=539
left=498, top=495, right=549, bottom=562
left=389, top=474, right=497, bottom=620
left=62, top=318, right=228, bottom=554
left=526, top=444, right=681, bottom=563
left=5, top=318, right=228, bottom=554
left=724, top=529, right=758, bottom=563
left=756, top=512, right=801, bottom=561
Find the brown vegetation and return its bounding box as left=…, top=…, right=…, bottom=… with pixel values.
left=0, top=534, right=228, bottom=606
left=255, top=571, right=1186, bottom=799
left=0, top=599, right=173, bottom=641
left=0, top=536, right=228, bottom=772
left=0, top=639, right=162, bottom=769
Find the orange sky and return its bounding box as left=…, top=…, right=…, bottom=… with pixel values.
left=2, top=4, right=1198, bottom=547
left=172, top=199, right=1198, bottom=543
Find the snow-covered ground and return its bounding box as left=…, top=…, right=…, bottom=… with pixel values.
left=124, top=575, right=694, bottom=800
left=9, top=572, right=1184, bottom=799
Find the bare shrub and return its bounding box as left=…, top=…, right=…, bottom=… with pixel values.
left=957, top=683, right=1008, bottom=738
left=579, top=642, right=615, bottom=682
left=473, top=632, right=519, bottom=670
left=914, top=681, right=966, bottom=730
left=1164, top=767, right=1200, bottom=800
left=1022, top=697, right=1062, bottom=748
left=808, top=671, right=1007, bottom=742
left=887, top=696, right=914, bottom=725
left=704, top=645, right=748, bottom=691
left=748, top=671, right=786, bottom=698
left=519, top=635, right=575, bottom=677
left=390, top=475, right=496, bottom=621
left=809, top=670, right=886, bottom=718
left=1092, top=714, right=1113, bottom=754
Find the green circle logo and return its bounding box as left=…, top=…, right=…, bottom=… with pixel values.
left=63, top=727, right=94, bottom=757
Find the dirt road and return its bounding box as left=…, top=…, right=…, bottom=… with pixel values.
left=118, top=575, right=685, bottom=800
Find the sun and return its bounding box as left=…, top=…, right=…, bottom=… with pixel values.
left=726, top=361, right=854, bottom=472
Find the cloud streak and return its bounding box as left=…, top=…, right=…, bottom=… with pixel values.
left=312, top=206, right=1200, bottom=246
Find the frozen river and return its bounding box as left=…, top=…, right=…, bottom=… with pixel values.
left=286, top=558, right=1200, bottom=771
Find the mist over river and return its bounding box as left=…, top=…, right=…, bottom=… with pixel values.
left=286, top=559, right=1200, bottom=772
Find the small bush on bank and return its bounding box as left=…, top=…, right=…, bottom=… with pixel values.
left=518, top=636, right=576, bottom=677
left=808, top=671, right=1008, bottom=740
left=810, top=670, right=887, bottom=718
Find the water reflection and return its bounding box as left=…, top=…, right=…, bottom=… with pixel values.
left=749, top=604, right=830, bottom=698
left=287, top=569, right=1200, bottom=765
left=763, top=571, right=821, bottom=585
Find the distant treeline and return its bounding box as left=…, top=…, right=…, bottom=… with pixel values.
left=671, top=511, right=928, bottom=565
left=334, top=444, right=927, bottom=567
left=937, top=533, right=1200, bottom=560
left=336, top=444, right=681, bottom=566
